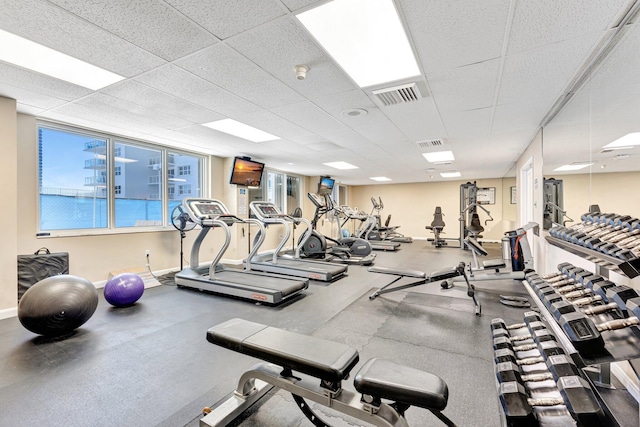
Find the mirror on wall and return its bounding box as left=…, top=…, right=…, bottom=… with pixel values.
left=543, top=17, right=640, bottom=226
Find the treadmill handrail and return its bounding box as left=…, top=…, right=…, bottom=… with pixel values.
left=249, top=201, right=313, bottom=261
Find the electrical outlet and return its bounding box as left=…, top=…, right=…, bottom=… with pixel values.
left=145, top=249, right=150, bottom=256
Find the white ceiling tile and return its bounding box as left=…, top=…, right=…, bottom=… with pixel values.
left=47, top=0, right=218, bottom=61
left=507, top=0, right=631, bottom=54
left=0, top=81, right=73, bottom=111
left=134, top=65, right=261, bottom=117
left=231, top=109, right=313, bottom=140
left=376, top=98, right=446, bottom=142
left=0, top=0, right=165, bottom=77
left=16, top=103, right=46, bottom=116
left=587, top=22, right=640, bottom=91
left=498, top=34, right=603, bottom=106
left=227, top=16, right=357, bottom=98
left=492, top=103, right=543, bottom=134
left=307, top=142, right=342, bottom=152
left=280, top=0, right=323, bottom=12
left=428, top=59, right=500, bottom=113
left=0, top=62, right=92, bottom=101
left=270, top=101, right=348, bottom=134
left=292, top=134, right=329, bottom=145
left=321, top=129, right=374, bottom=149
left=399, top=0, right=510, bottom=73
left=101, top=80, right=225, bottom=124
left=165, top=0, right=286, bottom=40
left=174, top=44, right=305, bottom=109
left=48, top=93, right=194, bottom=134
left=339, top=109, right=407, bottom=145
left=312, top=90, right=378, bottom=117
left=442, top=108, right=493, bottom=139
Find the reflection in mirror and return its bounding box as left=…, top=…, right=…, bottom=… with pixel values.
left=543, top=16, right=640, bottom=225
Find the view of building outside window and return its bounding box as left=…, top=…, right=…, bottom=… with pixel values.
left=39, top=125, right=203, bottom=231
left=39, top=127, right=109, bottom=230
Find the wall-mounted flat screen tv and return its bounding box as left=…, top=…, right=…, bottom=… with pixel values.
left=229, top=157, right=265, bottom=187
left=317, top=176, right=335, bottom=195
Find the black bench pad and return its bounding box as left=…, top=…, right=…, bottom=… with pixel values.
left=465, top=237, right=489, bottom=256
left=429, top=266, right=461, bottom=281
left=368, top=266, right=426, bottom=279
left=354, top=358, right=448, bottom=411
left=483, top=259, right=506, bottom=269
left=207, top=318, right=359, bottom=383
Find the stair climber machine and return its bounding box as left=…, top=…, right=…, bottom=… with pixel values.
left=174, top=198, right=308, bottom=305
left=245, top=201, right=348, bottom=281
left=301, top=192, right=376, bottom=265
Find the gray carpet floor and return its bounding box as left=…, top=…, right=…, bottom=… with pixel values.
left=0, top=241, right=637, bottom=427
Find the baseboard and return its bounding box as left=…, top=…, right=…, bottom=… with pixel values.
left=0, top=307, right=17, bottom=320
left=612, top=361, right=640, bottom=402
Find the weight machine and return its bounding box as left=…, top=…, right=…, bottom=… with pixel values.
left=543, top=178, right=573, bottom=229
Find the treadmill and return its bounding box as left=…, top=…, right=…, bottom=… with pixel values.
left=174, top=198, right=308, bottom=305
left=245, top=201, right=348, bottom=281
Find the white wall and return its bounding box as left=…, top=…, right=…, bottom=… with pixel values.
left=0, top=97, right=18, bottom=311
left=516, top=129, right=544, bottom=271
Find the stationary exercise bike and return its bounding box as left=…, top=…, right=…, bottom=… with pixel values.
left=299, top=193, right=374, bottom=264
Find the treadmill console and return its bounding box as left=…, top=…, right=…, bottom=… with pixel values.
left=259, top=204, right=280, bottom=216
left=189, top=200, right=227, bottom=219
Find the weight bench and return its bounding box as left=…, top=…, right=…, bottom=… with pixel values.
left=202, top=318, right=456, bottom=427
left=444, top=237, right=529, bottom=308
left=368, top=264, right=481, bottom=316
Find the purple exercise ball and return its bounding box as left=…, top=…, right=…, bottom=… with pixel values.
left=104, top=273, right=145, bottom=307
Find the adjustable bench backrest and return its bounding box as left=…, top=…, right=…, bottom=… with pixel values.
left=465, top=237, right=489, bottom=257
left=207, top=318, right=359, bottom=384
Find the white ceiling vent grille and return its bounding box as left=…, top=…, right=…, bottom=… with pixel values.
left=416, top=139, right=444, bottom=148
left=372, top=82, right=423, bottom=106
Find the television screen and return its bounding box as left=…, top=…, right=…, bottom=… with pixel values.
left=229, top=157, right=265, bottom=186
left=317, top=176, right=335, bottom=195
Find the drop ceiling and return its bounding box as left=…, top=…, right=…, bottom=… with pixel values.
left=0, top=0, right=637, bottom=185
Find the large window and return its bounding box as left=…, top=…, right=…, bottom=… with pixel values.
left=38, top=123, right=205, bottom=233
left=248, top=170, right=301, bottom=215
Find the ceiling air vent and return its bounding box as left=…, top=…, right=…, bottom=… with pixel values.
left=416, top=139, right=444, bottom=149
left=372, top=82, right=423, bottom=106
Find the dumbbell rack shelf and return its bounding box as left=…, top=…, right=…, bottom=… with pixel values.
left=546, top=236, right=627, bottom=277
left=522, top=279, right=640, bottom=427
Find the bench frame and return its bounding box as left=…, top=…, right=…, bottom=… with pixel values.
left=368, top=264, right=481, bottom=316
left=201, top=319, right=457, bottom=427
left=200, top=361, right=433, bottom=427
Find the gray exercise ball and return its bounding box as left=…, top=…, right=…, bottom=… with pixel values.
left=18, top=275, right=98, bottom=337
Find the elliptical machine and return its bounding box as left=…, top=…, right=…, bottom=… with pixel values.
left=300, top=192, right=375, bottom=265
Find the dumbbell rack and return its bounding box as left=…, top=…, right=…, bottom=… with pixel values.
left=547, top=211, right=640, bottom=266
left=517, top=264, right=640, bottom=427
left=493, top=313, right=606, bottom=426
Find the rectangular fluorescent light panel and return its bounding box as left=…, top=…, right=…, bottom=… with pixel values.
left=324, top=161, right=359, bottom=170
left=440, top=171, right=461, bottom=178
left=297, top=0, right=420, bottom=87
left=553, top=162, right=593, bottom=171
left=370, top=176, right=391, bottom=182
left=202, top=119, right=280, bottom=142
left=602, top=132, right=640, bottom=149
left=0, top=29, right=124, bottom=90
left=422, top=151, right=455, bottom=163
